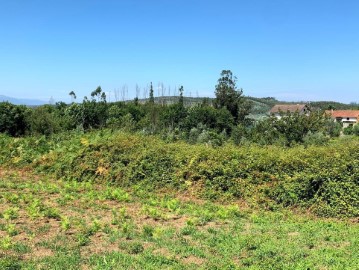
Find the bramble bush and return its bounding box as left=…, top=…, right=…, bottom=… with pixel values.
left=0, top=130, right=358, bottom=217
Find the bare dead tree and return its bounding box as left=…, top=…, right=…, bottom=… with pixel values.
left=114, top=88, right=119, bottom=102
left=161, top=82, right=165, bottom=106
left=108, top=91, right=111, bottom=102
left=121, top=84, right=128, bottom=101
left=143, top=86, right=148, bottom=100
left=174, top=86, right=178, bottom=97
left=157, top=82, right=161, bottom=103
left=135, top=84, right=140, bottom=99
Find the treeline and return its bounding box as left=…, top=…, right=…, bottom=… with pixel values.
left=0, top=71, right=357, bottom=146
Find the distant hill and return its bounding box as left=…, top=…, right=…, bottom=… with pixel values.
left=126, top=95, right=357, bottom=115
left=309, top=101, right=358, bottom=111
left=0, top=95, right=46, bottom=106
left=246, top=97, right=359, bottom=115
left=1, top=93, right=357, bottom=113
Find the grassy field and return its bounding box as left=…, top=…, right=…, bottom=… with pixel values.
left=1, top=168, right=358, bottom=269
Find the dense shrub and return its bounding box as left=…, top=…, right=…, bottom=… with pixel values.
left=323, top=120, right=342, bottom=137
left=0, top=102, right=30, bottom=136
left=29, top=105, right=61, bottom=135
left=343, top=126, right=353, bottom=135
left=303, top=132, right=329, bottom=146
left=353, top=124, right=359, bottom=136
left=0, top=130, right=358, bottom=218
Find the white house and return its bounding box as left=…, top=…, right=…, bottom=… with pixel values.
left=325, top=110, right=359, bottom=128
left=269, top=104, right=310, bottom=119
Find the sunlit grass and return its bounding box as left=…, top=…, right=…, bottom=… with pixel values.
left=0, top=169, right=358, bottom=269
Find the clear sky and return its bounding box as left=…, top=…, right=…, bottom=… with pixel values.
left=0, top=0, right=358, bottom=103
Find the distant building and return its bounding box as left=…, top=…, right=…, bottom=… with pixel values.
left=269, top=104, right=310, bottom=119
left=325, top=110, right=359, bottom=128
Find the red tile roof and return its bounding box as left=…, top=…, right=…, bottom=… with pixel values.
left=270, top=104, right=307, bottom=114
left=325, top=110, right=359, bottom=118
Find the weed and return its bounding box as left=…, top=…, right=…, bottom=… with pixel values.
left=102, top=223, right=112, bottom=234
left=60, top=216, right=71, bottom=231
left=121, top=221, right=135, bottom=240
left=142, top=205, right=166, bottom=221
left=104, top=187, right=130, bottom=202
left=13, top=242, right=31, bottom=254
left=26, top=199, right=45, bottom=219
left=76, top=232, right=90, bottom=247
left=89, top=219, right=102, bottom=234
left=152, top=227, right=165, bottom=240
left=111, top=207, right=128, bottom=225
left=0, top=236, right=13, bottom=250
left=181, top=225, right=197, bottom=236
left=163, top=198, right=181, bottom=212
left=2, top=207, right=19, bottom=220
left=43, top=207, right=61, bottom=220
left=120, top=241, right=144, bottom=254
left=4, top=193, right=20, bottom=204
left=142, top=224, right=154, bottom=238
left=0, top=255, right=21, bottom=270
left=5, top=223, right=18, bottom=236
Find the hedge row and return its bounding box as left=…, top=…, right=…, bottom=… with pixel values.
left=1, top=130, right=358, bottom=217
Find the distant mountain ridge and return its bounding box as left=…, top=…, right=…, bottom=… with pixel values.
left=0, top=95, right=46, bottom=106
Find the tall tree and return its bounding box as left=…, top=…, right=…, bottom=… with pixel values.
left=178, top=85, right=184, bottom=107
left=91, top=86, right=103, bottom=101
left=69, top=91, right=76, bottom=103
left=214, top=70, right=251, bottom=122
left=149, top=82, right=155, bottom=104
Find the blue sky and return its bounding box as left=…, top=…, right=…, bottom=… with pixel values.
left=0, top=0, right=358, bottom=103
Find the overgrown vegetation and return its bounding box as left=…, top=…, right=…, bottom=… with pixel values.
left=0, top=130, right=358, bottom=218
left=1, top=70, right=358, bottom=268
left=0, top=169, right=358, bottom=269
left=1, top=70, right=356, bottom=147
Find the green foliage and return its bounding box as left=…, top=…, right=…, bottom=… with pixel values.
left=29, top=105, right=60, bottom=135
left=2, top=207, right=19, bottom=220
left=343, top=126, right=353, bottom=135
left=184, top=105, right=234, bottom=133
left=196, top=129, right=225, bottom=147
left=0, top=164, right=358, bottom=269
left=231, top=124, right=247, bottom=145
left=250, top=111, right=331, bottom=146
left=120, top=241, right=144, bottom=254
left=303, top=132, right=329, bottom=146
left=323, top=119, right=342, bottom=137
left=214, top=70, right=251, bottom=122
left=149, top=82, right=155, bottom=104
left=311, top=101, right=358, bottom=110
left=178, top=85, right=184, bottom=107
left=60, top=216, right=71, bottom=231
left=353, top=124, right=359, bottom=136
left=0, top=255, right=22, bottom=270
left=64, top=86, right=108, bottom=130
left=0, top=102, right=29, bottom=136
left=160, top=103, right=187, bottom=130
left=1, top=130, right=358, bottom=217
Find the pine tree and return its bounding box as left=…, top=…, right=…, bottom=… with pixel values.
left=149, top=82, right=155, bottom=104
left=178, top=85, right=184, bottom=107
